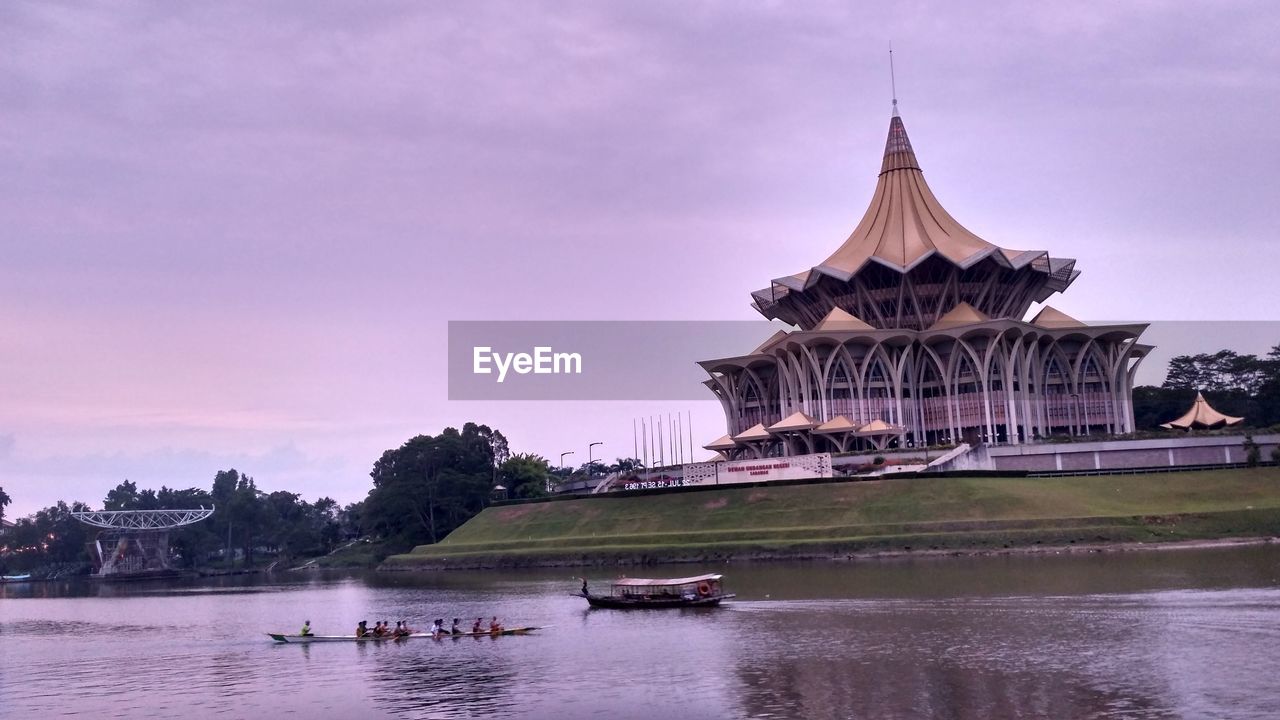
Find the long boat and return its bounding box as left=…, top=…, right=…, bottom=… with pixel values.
left=267, top=627, right=542, bottom=643
left=579, top=573, right=735, bottom=609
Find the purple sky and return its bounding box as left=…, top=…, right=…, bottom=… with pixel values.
left=3, top=1, right=1279, bottom=516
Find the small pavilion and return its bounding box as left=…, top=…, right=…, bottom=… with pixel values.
left=1160, top=392, right=1244, bottom=430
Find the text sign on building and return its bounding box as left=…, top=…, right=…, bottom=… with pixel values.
left=684, top=453, right=833, bottom=486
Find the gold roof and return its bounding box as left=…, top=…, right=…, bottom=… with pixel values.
left=732, top=423, right=773, bottom=442
left=767, top=411, right=819, bottom=432
left=856, top=419, right=907, bottom=436
left=751, top=113, right=1081, bottom=328
left=816, top=116, right=1024, bottom=276
left=1160, top=392, right=1244, bottom=430
left=927, top=302, right=990, bottom=331
left=703, top=434, right=739, bottom=451
left=1030, top=305, right=1087, bottom=328
left=814, top=307, right=875, bottom=332
left=813, top=415, right=860, bottom=434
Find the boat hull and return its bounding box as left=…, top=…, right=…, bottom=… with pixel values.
left=581, top=592, right=735, bottom=609
left=267, top=627, right=541, bottom=643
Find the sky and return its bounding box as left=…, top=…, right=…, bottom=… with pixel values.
left=3, top=1, right=1279, bottom=517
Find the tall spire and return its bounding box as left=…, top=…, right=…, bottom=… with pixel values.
left=889, top=42, right=899, bottom=118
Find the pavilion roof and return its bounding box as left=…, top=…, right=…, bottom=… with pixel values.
left=732, top=423, right=773, bottom=442
left=813, top=415, right=860, bottom=434
left=814, top=307, right=875, bottom=332
left=1030, top=305, right=1087, bottom=328
left=768, top=411, right=819, bottom=432
left=1160, top=392, right=1244, bottom=430
left=703, top=434, right=739, bottom=451
left=927, top=302, right=989, bottom=331
left=856, top=419, right=907, bottom=436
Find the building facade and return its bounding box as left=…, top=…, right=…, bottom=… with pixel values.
left=701, top=110, right=1151, bottom=459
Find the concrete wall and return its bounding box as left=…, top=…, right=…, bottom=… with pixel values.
left=988, top=434, right=1280, bottom=473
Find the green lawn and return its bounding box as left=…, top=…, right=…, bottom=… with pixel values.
left=383, top=467, right=1280, bottom=567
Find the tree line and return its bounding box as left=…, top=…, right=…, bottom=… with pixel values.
left=0, top=472, right=358, bottom=575
left=0, top=421, right=643, bottom=573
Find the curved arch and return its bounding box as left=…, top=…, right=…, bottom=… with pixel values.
left=72, top=508, right=215, bottom=530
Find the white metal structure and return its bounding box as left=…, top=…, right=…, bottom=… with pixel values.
left=71, top=507, right=215, bottom=577
left=71, top=507, right=215, bottom=530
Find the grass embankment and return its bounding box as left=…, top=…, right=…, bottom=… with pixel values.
left=382, top=467, right=1280, bottom=569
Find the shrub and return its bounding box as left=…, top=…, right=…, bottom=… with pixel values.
left=1243, top=434, right=1260, bottom=467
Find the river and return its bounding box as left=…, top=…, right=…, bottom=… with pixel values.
left=2, top=543, right=1279, bottom=719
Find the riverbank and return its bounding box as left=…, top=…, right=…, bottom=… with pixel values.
left=382, top=467, right=1280, bottom=570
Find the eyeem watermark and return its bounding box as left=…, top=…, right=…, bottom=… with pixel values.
left=448, top=320, right=1276, bottom=400
left=472, top=346, right=582, bottom=383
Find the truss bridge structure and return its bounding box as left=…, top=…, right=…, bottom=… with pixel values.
left=72, top=507, right=215, bottom=578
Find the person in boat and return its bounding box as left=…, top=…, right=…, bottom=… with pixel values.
left=356, top=620, right=369, bottom=638
left=450, top=618, right=463, bottom=635
left=581, top=578, right=589, bottom=596
left=489, top=617, right=503, bottom=633
left=373, top=621, right=388, bottom=638
left=393, top=621, right=410, bottom=638
left=300, top=620, right=312, bottom=637
left=400, top=619, right=415, bottom=634
left=429, top=618, right=445, bottom=637
left=472, top=617, right=484, bottom=633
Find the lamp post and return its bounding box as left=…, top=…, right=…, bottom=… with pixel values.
left=557, top=451, right=574, bottom=493
left=588, top=442, right=603, bottom=483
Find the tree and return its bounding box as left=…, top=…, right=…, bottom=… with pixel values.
left=8, top=501, right=92, bottom=566
left=363, top=425, right=499, bottom=549
left=0, top=485, right=10, bottom=526
left=208, top=469, right=266, bottom=567
left=499, top=454, right=553, bottom=498
left=339, top=501, right=364, bottom=540
left=609, top=458, right=643, bottom=473
left=103, top=480, right=140, bottom=511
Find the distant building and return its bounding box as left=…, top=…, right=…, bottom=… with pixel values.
left=1160, top=392, right=1244, bottom=430
left=701, top=109, right=1151, bottom=458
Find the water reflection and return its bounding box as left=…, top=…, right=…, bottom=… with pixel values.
left=367, top=635, right=519, bottom=718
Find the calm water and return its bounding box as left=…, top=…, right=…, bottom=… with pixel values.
left=3, top=545, right=1280, bottom=719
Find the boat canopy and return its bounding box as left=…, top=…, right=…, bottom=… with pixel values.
left=612, top=573, right=721, bottom=587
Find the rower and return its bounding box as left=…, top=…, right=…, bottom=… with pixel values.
left=450, top=618, right=462, bottom=635
left=393, top=621, right=409, bottom=638
left=429, top=618, right=444, bottom=637
left=581, top=578, right=589, bottom=596
left=489, top=616, right=503, bottom=633
left=356, top=620, right=368, bottom=638
left=372, top=621, right=386, bottom=637
left=472, top=617, right=483, bottom=633
left=300, top=620, right=313, bottom=637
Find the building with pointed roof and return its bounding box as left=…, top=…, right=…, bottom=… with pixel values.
left=700, top=108, right=1152, bottom=459
left=1160, top=392, right=1244, bottom=430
